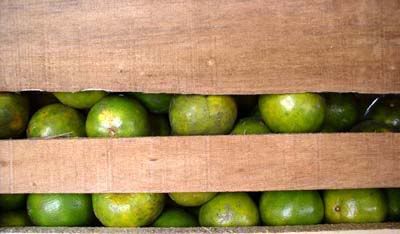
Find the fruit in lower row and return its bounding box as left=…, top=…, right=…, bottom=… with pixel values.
left=169, top=95, right=237, bottom=135
left=231, top=117, right=270, bottom=135
left=0, top=93, right=30, bottom=139
left=258, top=93, right=326, bottom=133
left=92, top=193, right=165, bottom=227
left=0, top=211, right=32, bottom=227
left=153, top=208, right=198, bottom=227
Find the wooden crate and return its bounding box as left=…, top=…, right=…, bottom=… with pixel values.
left=1, top=0, right=400, bottom=233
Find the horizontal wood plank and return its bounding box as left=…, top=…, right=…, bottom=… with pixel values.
left=0, top=133, right=399, bottom=193
left=1, top=223, right=400, bottom=234
left=0, top=0, right=399, bottom=94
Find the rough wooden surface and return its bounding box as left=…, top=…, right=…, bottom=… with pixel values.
left=1, top=223, right=400, bottom=234
left=0, top=133, right=399, bottom=193
left=0, top=0, right=399, bottom=94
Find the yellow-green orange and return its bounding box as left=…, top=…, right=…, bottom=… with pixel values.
left=259, top=93, right=325, bottom=133
left=0, top=93, right=29, bottom=139
left=27, top=104, right=86, bottom=138
left=169, top=192, right=217, bottom=207
left=169, top=95, right=237, bottom=135
left=199, top=192, right=259, bottom=227
left=231, top=117, right=270, bottom=135
left=323, top=93, right=359, bottom=131
left=0, top=194, right=26, bottom=211
left=92, top=193, right=165, bottom=227
left=27, top=194, right=94, bottom=227
left=0, top=211, right=32, bottom=227
left=131, top=93, right=172, bottom=114
left=259, top=191, right=324, bottom=226
left=54, top=91, right=107, bottom=109
left=153, top=208, right=198, bottom=227
left=86, top=96, right=150, bottom=137
left=323, top=189, right=387, bottom=224
left=385, top=189, right=400, bottom=221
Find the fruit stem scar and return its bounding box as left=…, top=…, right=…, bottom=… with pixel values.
left=334, top=206, right=341, bottom=212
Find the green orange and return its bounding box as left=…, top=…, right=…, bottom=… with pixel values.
left=385, top=189, right=400, bottom=221
left=231, top=117, right=270, bottom=135
left=367, top=96, right=400, bottom=131
left=169, top=95, right=237, bottom=135
left=153, top=208, right=198, bottom=227
left=0, top=194, right=27, bottom=211
left=0, top=93, right=30, bottom=139
left=86, top=96, right=150, bottom=137
left=169, top=193, right=217, bottom=207
left=351, top=120, right=393, bottom=133
left=323, top=189, right=387, bottom=224
left=199, top=192, right=259, bottom=227
left=0, top=211, right=32, bottom=227
left=27, top=194, right=94, bottom=226
left=131, top=93, right=172, bottom=114
left=54, top=91, right=107, bottom=109
left=92, top=193, right=165, bottom=227
left=323, top=93, right=359, bottom=131
left=259, top=191, right=324, bottom=226
left=27, top=104, right=86, bottom=138
left=258, top=93, right=325, bottom=133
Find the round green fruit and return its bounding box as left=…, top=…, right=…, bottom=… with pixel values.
left=323, top=189, right=387, bottom=224
left=54, top=91, right=107, bottom=109
left=27, top=194, right=94, bottom=227
left=0, top=211, right=32, bottom=227
left=0, top=194, right=27, bottom=211
left=259, top=191, right=324, bottom=226
left=169, top=192, right=217, bottom=207
left=92, top=193, right=165, bottom=227
left=385, top=189, right=400, bottom=221
left=351, top=120, right=393, bottom=133
left=153, top=208, right=198, bottom=227
left=231, top=117, right=270, bottom=135
left=169, top=95, right=237, bottom=135
left=27, top=104, right=86, bottom=138
left=259, top=93, right=326, bottom=133
left=86, top=96, right=150, bottom=137
left=323, top=93, right=359, bottom=131
left=199, top=192, right=259, bottom=227
left=367, top=97, right=400, bottom=130
left=149, top=114, right=170, bottom=136
left=131, top=93, right=172, bottom=114
left=0, top=93, right=30, bottom=139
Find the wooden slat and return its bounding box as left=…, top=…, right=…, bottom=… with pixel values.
left=1, top=223, right=400, bottom=234
left=0, top=0, right=399, bottom=94
left=0, top=133, right=399, bottom=193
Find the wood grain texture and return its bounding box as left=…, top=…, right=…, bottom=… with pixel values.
left=0, top=133, right=399, bottom=193
left=1, top=223, right=400, bottom=234
left=0, top=0, right=399, bottom=94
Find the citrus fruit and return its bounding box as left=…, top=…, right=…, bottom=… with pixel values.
left=92, top=193, right=165, bottom=227
left=356, top=94, right=380, bottom=118
left=131, top=93, right=172, bottom=114
left=258, top=93, right=325, bottom=133
left=169, top=95, right=237, bottom=135
left=27, top=194, right=94, bottom=226
left=86, top=96, right=150, bottom=137
left=351, top=120, right=393, bottom=133
left=231, top=117, right=270, bottom=135
left=0, top=93, right=30, bottom=139
left=27, top=104, right=86, bottom=138
left=234, top=95, right=258, bottom=117
left=323, top=189, right=387, bottom=224
left=199, top=192, right=259, bottom=227
left=0, top=194, right=27, bottom=211
left=367, top=96, right=400, bottom=130
left=169, top=192, right=217, bottom=207
left=0, top=211, right=32, bottom=227
left=259, top=191, right=324, bottom=226
left=153, top=208, right=198, bottom=227
left=385, top=189, right=400, bottom=221
left=149, top=114, right=170, bottom=136
left=323, top=93, right=358, bottom=131
left=54, top=91, right=107, bottom=109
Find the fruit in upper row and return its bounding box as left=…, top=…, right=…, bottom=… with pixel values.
left=0, top=93, right=30, bottom=138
